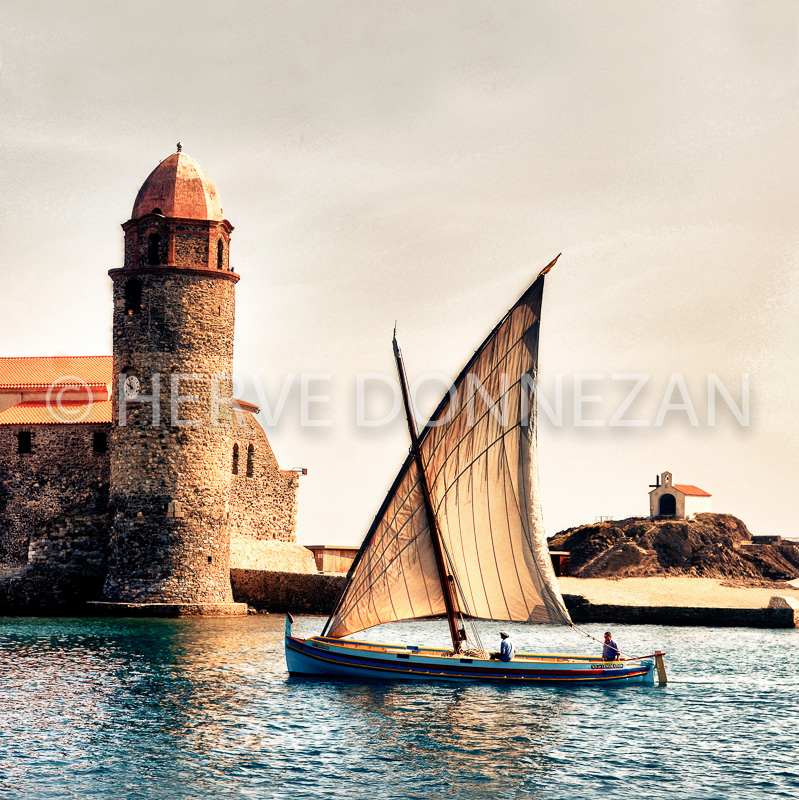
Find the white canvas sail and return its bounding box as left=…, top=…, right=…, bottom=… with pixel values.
left=323, top=458, right=448, bottom=637
left=324, top=273, right=571, bottom=639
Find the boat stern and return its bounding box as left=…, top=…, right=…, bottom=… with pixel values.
left=641, top=651, right=668, bottom=686
left=284, top=614, right=306, bottom=675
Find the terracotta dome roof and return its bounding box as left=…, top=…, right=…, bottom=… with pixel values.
left=131, top=151, right=224, bottom=221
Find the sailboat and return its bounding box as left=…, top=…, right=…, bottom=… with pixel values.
left=286, top=256, right=667, bottom=685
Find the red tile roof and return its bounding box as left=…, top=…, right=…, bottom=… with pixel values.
left=0, top=355, right=260, bottom=417
left=0, top=400, right=112, bottom=425
left=0, top=356, right=112, bottom=390
left=673, top=483, right=712, bottom=497
left=233, top=398, right=259, bottom=414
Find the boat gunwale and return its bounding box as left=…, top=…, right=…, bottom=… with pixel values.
left=286, top=638, right=652, bottom=682
left=305, top=636, right=649, bottom=665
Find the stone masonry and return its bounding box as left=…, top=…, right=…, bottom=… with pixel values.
left=0, top=149, right=305, bottom=614
left=229, top=410, right=299, bottom=543
left=0, top=424, right=110, bottom=564
left=104, top=181, right=241, bottom=603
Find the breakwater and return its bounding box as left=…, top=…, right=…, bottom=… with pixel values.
left=562, top=594, right=799, bottom=628
left=2, top=567, right=797, bottom=627
left=229, top=570, right=799, bottom=628
left=230, top=568, right=346, bottom=614
left=0, top=565, right=105, bottom=614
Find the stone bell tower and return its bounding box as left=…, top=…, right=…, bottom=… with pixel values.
left=102, top=145, right=244, bottom=611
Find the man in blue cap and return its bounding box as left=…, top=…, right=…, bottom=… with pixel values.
left=489, top=631, right=515, bottom=661
left=498, top=631, right=515, bottom=662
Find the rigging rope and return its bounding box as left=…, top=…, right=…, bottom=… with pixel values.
left=569, top=622, right=651, bottom=661
left=438, top=533, right=485, bottom=652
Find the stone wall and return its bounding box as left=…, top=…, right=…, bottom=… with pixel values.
left=228, top=410, right=299, bottom=544
left=563, top=594, right=799, bottom=628
left=105, top=266, right=239, bottom=604
left=173, top=223, right=211, bottom=268
left=0, top=424, right=111, bottom=565
left=231, top=569, right=346, bottom=614
left=0, top=564, right=106, bottom=614
left=229, top=538, right=316, bottom=573
left=123, top=216, right=232, bottom=273
left=228, top=571, right=798, bottom=628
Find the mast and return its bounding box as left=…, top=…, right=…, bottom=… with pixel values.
left=393, top=332, right=466, bottom=653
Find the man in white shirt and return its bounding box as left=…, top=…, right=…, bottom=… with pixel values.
left=498, top=630, right=515, bottom=662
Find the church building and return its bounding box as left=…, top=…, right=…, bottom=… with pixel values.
left=648, top=471, right=712, bottom=519
left=0, top=147, right=315, bottom=613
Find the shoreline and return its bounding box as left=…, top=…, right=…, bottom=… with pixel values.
left=557, top=576, right=799, bottom=609
left=558, top=577, right=799, bottom=628
left=230, top=571, right=799, bottom=628
left=2, top=571, right=798, bottom=627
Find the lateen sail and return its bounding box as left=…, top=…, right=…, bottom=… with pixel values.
left=324, top=274, right=571, bottom=639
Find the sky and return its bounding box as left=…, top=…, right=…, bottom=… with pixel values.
left=1, top=1, right=797, bottom=544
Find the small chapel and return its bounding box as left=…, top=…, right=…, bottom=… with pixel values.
left=0, top=147, right=316, bottom=613
left=648, top=471, right=712, bottom=519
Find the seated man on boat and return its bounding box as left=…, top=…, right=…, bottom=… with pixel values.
left=602, top=631, right=620, bottom=661
left=489, top=631, right=515, bottom=662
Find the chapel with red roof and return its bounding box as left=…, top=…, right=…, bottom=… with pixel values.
left=0, top=147, right=314, bottom=613
left=648, top=471, right=712, bottom=519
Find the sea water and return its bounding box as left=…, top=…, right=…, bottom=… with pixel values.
left=0, top=614, right=796, bottom=800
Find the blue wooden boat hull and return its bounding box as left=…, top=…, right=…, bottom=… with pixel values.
left=285, top=619, right=656, bottom=686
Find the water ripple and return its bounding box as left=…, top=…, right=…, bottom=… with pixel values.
left=1, top=616, right=798, bottom=799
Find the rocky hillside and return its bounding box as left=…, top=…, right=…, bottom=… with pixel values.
left=549, top=513, right=799, bottom=581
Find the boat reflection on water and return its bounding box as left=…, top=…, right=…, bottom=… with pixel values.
left=309, top=677, right=575, bottom=788
left=1, top=614, right=582, bottom=797
left=2, top=615, right=796, bottom=799
left=284, top=616, right=589, bottom=792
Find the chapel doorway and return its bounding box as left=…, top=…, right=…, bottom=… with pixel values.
left=658, top=493, right=676, bottom=516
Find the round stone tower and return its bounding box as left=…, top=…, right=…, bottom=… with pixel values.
left=102, top=146, right=241, bottom=607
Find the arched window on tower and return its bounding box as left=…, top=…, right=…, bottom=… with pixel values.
left=246, top=444, right=255, bottom=478
left=147, top=233, right=161, bottom=265
left=232, top=443, right=239, bottom=475
left=124, top=279, right=142, bottom=315
left=217, top=238, right=224, bottom=269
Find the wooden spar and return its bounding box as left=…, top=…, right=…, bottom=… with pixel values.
left=393, top=333, right=466, bottom=653
left=654, top=650, right=668, bottom=684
